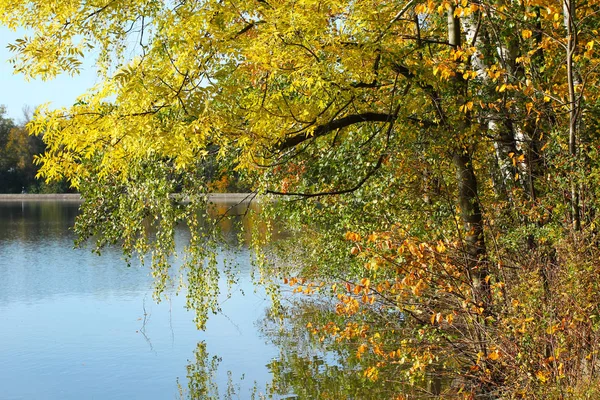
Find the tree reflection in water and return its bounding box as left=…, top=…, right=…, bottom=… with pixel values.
left=180, top=341, right=255, bottom=400
left=175, top=201, right=449, bottom=399
left=258, top=297, right=447, bottom=400
left=177, top=341, right=220, bottom=400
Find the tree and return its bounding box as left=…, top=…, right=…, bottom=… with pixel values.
left=0, top=106, right=67, bottom=192
left=0, top=106, right=23, bottom=192
left=4, top=0, right=600, bottom=397
left=0, top=105, right=16, bottom=168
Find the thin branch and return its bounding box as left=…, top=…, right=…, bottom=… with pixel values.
left=376, top=0, right=417, bottom=42
left=284, top=41, right=320, bottom=63
left=266, top=154, right=385, bottom=198
left=235, top=21, right=265, bottom=38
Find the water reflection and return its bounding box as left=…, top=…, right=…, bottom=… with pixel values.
left=259, top=299, right=392, bottom=400
left=0, top=201, right=154, bottom=305
left=259, top=297, right=447, bottom=399
left=0, top=200, right=81, bottom=242
left=0, top=199, right=408, bottom=399
left=0, top=200, right=277, bottom=400
left=178, top=341, right=221, bottom=399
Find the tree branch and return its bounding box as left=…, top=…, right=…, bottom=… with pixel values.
left=277, top=112, right=394, bottom=150
left=392, top=62, right=446, bottom=124
left=266, top=154, right=385, bottom=198
left=235, top=21, right=265, bottom=38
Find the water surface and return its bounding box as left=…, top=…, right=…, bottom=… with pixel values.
left=0, top=200, right=277, bottom=399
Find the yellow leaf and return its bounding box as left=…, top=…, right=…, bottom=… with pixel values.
left=587, top=40, right=594, bottom=50
left=546, top=324, right=560, bottom=334
left=521, top=29, right=532, bottom=39
left=364, top=366, right=379, bottom=381
left=526, top=102, right=533, bottom=115
left=345, top=231, right=361, bottom=242
left=357, top=343, right=368, bottom=359
left=536, top=370, right=548, bottom=383
left=436, top=242, right=446, bottom=253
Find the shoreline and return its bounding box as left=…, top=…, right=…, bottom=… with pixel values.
left=0, top=193, right=258, bottom=202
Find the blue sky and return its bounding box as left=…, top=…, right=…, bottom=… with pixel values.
left=0, top=27, right=99, bottom=123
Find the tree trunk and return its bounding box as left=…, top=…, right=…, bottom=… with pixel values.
left=463, top=4, right=527, bottom=202
left=448, top=5, right=489, bottom=304
left=448, top=7, right=493, bottom=393
left=453, top=150, right=489, bottom=305
left=564, top=0, right=581, bottom=231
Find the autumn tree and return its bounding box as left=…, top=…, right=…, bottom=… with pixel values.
left=0, top=106, right=68, bottom=192
left=0, top=106, right=16, bottom=171
left=4, top=0, right=600, bottom=397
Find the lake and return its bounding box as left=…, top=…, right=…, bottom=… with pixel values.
left=0, top=199, right=282, bottom=399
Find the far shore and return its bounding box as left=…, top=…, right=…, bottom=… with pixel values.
left=0, top=193, right=259, bottom=202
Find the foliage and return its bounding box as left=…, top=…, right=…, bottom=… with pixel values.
left=4, top=0, right=600, bottom=397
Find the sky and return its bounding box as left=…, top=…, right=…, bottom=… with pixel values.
left=0, top=27, right=99, bottom=123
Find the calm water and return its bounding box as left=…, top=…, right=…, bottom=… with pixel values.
left=0, top=200, right=278, bottom=399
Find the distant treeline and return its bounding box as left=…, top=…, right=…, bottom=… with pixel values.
left=0, top=106, right=71, bottom=194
